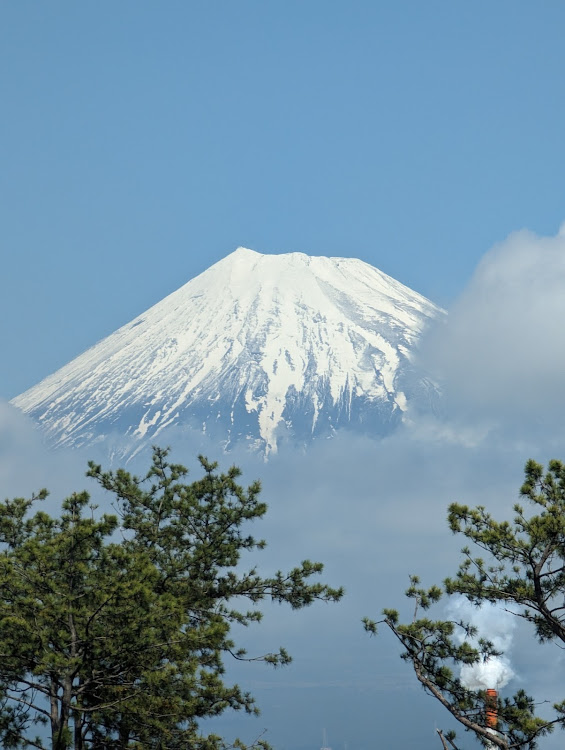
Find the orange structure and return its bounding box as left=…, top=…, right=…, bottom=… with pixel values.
left=486, top=688, right=498, bottom=729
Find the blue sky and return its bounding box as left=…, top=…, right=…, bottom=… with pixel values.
left=2, top=2, right=565, bottom=398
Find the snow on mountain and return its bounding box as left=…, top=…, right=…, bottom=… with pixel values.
left=12, top=248, right=444, bottom=457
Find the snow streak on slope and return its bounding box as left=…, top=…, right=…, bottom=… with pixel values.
left=12, top=248, right=443, bottom=456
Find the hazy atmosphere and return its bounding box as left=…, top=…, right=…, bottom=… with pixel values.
left=2, top=4, right=565, bottom=750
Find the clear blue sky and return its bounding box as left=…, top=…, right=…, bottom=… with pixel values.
left=1, top=1, right=565, bottom=398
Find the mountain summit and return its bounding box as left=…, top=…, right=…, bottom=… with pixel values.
left=12, top=248, right=443, bottom=456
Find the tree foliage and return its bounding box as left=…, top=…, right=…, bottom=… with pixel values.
left=364, top=459, right=565, bottom=749
left=0, top=447, right=343, bottom=749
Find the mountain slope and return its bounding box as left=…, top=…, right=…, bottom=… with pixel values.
left=12, top=248, right=443, bottom=456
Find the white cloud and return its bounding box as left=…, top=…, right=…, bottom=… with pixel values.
left=421, top=226, right=565, bottom=425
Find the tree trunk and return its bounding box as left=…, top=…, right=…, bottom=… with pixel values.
left=73, top=707, right=83, bottom=750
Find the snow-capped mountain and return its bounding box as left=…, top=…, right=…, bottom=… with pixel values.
left=12, top=248, right=443, bottom=457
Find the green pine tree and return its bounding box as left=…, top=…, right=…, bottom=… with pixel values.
left=364, top=459, right=565, bottom=749
left=0, top=447, right=343, bottom=749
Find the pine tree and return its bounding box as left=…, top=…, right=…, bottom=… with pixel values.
left=0, top=447, right=343, bottom=749
left=364, top=459, right=565, bottom=749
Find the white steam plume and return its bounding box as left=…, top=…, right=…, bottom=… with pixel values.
left=448, top=596, right=516, bottom=690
